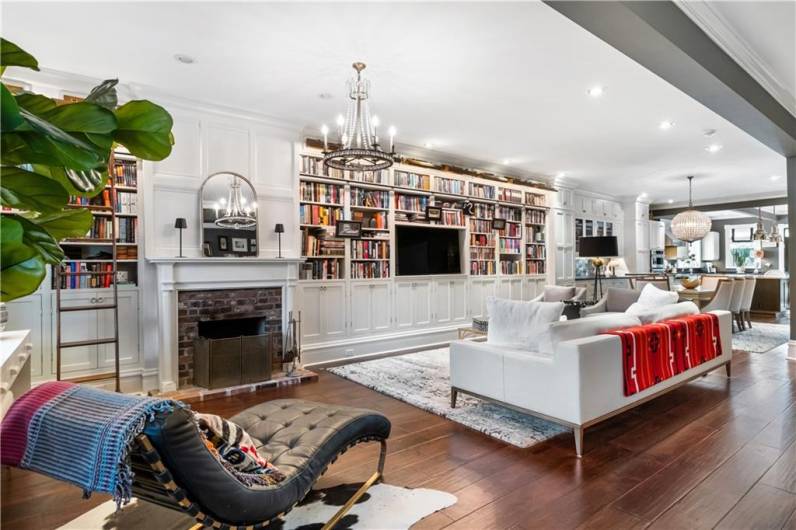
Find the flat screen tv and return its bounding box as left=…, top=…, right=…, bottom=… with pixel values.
left=396, top=225, right=461, bottom=276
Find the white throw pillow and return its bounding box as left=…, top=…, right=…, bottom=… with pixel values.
left=629, top=301, right=700, bottom=324
left=486, top=297, right=564, bottom=350
left=635, top=283, right=679, bottom=308
left=541, top=313, right=641, bottom=355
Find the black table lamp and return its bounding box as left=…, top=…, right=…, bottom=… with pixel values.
left=274, top=223, right=285, bottom=258
left=579, top=236, right=618, bottom=300
left=174, top=218, right=187, bottom=258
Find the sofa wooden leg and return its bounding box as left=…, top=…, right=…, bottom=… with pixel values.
left=574, top=427, right=584, bottom=458
left=725, top=362, right=732, bottom=377
left=450, top=388, right=458, bottom=408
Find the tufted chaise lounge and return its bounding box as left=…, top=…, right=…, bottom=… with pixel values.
left=132, top=399, right=391, bottom=529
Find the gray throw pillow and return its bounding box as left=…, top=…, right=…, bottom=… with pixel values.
left=543, top=285, right=576, bottom=302
left=605, top=288, right=641, bottom=312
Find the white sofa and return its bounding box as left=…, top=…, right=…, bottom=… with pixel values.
left=449, top=310, right=732, bottom=456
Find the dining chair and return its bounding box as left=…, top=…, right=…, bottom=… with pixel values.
left=700, top=275, right=724, bottom=292
left=728, top=278, right=746, bottom=332
left=700, top=278, right=735, bottom=314
left=739, top=277, right=757, bottom=330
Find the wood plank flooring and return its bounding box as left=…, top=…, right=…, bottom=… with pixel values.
left=2, top=339, right=795, bottom=529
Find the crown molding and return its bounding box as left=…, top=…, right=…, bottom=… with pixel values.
left=675, top=0, right=796, bottom=117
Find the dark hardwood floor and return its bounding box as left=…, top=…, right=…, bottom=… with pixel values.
left=2, top=336, right=795, bottom=529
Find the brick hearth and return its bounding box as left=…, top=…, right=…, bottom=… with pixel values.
left=177, top=287, right=282, bottom=388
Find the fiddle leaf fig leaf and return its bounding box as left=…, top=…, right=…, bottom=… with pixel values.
left=0, top=38, right=39, bottom=74
left=0, top=166, right=69, bottom=212
left=32, top=208, right=93, bottom=241
left=85, top=79, right=119, bottom=110
left=114, top=100, right=173, bottom=160
left=1, top=84, right=23, bottom=131
left=0, top=215, right=46, bottom=302
left=16, top=215, right=66, bottom=264
left=15, top=92, right=57, bottom=116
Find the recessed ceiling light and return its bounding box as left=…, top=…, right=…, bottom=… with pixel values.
left=771, top=175, right=782, bottom=181
left=318, top=92, right=333, bottom=100
left=502, top=159, right=511, bottom=165
left=668, top=199, right=674, bottom=204
left=556, top=171, right=567, bottom=179
left=640, top=192, right=648, bottom=197
left=423, top=141, right=434, bottom=149
left=587, top=85, right=604, bottom=98
left=659, top=120, right=675, bottom=130
left=705, top=144, right=723, bottom=153
left=174, top=54, right=195, bottom=64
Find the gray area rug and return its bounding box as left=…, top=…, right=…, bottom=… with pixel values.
left=59, top=483, right=457, bottom=530
left=732, top=323, right=789, bottom=353
left=328, top=348, right=566, bottom=448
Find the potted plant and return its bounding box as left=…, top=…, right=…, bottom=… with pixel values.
left=1, top=38, right=174, bottom=312
left=731, top=248, right=747, bottom=274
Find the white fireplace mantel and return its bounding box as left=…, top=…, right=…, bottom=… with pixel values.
left=149, top=257, right=304, bottom=392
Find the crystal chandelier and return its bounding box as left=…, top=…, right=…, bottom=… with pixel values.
left=768, top=205, right=783, bottom=244
left=671, top=176, right=712, bottom=242
left=753, top=207, right=767, bottom=241
left=321, top=62, right=396, bottom=172
left=215, top=175, right=256, bottom=229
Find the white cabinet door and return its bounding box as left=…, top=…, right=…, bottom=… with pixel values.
left=371, top=282, right=393, bottom=332
left=433, top=280, right=453, bottom=324
left=350, top=282, right=393, bottom=335
left=298, top=284, right=323, bottom=343
left=648, top=221, right=665, bottom=250
left=394, top=282, right=414, bottom=330
left=636, top=221, right=650, bottom=251
left=322, top=284, right=347, bottom=339
left=5, top=294, right=44, bottom=378
left=412, top=281, right=433, bottom=327
left=99, top=290, right=139, bottom=368
left=555, top=189, right=573, bottom=209
left=497, top=278, right=523, bottom=300
left=450, top=279, right=468, bottom=323
left=468, top=278, right=496, bottom=319
left=54, top=292, right=100, bottom=374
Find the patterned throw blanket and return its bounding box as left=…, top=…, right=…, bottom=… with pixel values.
left=606, top=313, right=722, bottom=396
left=0, top=381, right=183, bottom=506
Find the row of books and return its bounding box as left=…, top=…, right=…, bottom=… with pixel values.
left=470, top=246, right=495, bottom=260
left=113, top=159, right=137, bottom=187
left=394, top=170, right=431, bottom=190
left=526, top=261, right=546, bottom=274
left=525, top=193, right=546, bottom=207
left=442, top=210, right=465, bottom=226
left=470, top=234, right=493, bottom=247
left=351, top=189, right=389, bottom=208
left=300, top=182, right=342, bottom=204
left=300, top=205, right=343, bottom=226
left=496, top=205, right=522, bottom=221
left=498, top=188, right=522, bottom=204
left=53, top=262, right=114, bottom=289
left=500, top=260, right=522, bottom=274
left=300, top=258, right=343, bottom=280
left=394, top=211, right=426, bottom=223
left=394, top=194, right=429, bottom=212
left=351, top=240, right=389, bottom=260
left=499, top=239, right=522, bottom=254
left=471, top=203, right=494, bottom=219
left=526, top=225, right=545, bottom=242
left=470, top=219, right=492, bottom=233
left=351, top=262, right=390, bottom=279
left=300, top=155, right=326, bottom=176
left=434, top=176, right=464, bottom=195
left=299, top=155, right=386, bottom=183
left=471, top=261, right=496, bottom=275
left=68, top=189, right=137, bottom=214
left=526, top=244, right=546, bottom=259
left=76, top=217, right=136, bottom=242
left=117, top=246, right=138, bottom=259
left=301, top=231, right=344, bottom=257
left=498, top=223, right=522, bottom=238
left=469, top=183, right=495, bottom=199
left=351, top=211, right=388, bottom=229
left=526, top=209, right=546, bottom=224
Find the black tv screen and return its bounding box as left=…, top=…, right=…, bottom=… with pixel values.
left=396, top=225, right=461, bottom=276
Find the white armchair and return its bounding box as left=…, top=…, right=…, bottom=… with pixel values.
left=530, top=285, right=586, bottom=303
left=580, top=287, right=640, bottom=317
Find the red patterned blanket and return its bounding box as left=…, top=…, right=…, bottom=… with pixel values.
left=606, top=313, right=722, bottom=396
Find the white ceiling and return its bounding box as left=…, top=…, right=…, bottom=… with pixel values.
left=1, top=1, right=789, bottom=204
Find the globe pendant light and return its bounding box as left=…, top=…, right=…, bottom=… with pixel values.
left=215, top=175, right=256, bottom=229
left=321, top=62, right=396, bottom=172
left=671, top=176, right=712, bottom=242
left=768, top=205, right=783, bottom=244
left=753, top=207, right=767, bottom=241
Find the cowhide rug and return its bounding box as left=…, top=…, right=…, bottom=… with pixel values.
left=59, top=482, right=457, bottom=530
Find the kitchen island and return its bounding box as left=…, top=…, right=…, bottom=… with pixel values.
left=672, top=273, right=789, bottom=318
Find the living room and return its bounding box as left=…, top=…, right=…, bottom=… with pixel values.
left=1, top=1, right=795, bottom=529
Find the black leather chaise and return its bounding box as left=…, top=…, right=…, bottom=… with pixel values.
left=132, top=399, right=391, bottom=529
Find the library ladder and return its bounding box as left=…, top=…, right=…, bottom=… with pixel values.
left=55, top=156, right=121, bottom=392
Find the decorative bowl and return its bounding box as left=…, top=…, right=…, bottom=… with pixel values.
left=680, top=277, right=700, bottom=289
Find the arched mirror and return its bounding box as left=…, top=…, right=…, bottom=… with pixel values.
left=199, top=172, right=258, bottom=257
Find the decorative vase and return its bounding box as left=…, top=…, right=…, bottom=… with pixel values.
left=680, top=277, right=700, bottom=289
left=0, top=303, right=7, bottom=332
left=735, top=266, right=745, bottom=274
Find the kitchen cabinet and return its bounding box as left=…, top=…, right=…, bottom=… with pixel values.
left=701, top=232, right=720, bottom=262
left=5, top=294, right=44, bottom=379
left=649, top=221, right=665, bottom=251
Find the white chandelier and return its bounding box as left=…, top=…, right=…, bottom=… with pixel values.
left=671, top=176, right=712, bottom=242
left=214, top=175, right=256, bottom=229
left=321, top=62, right=396, bottom=172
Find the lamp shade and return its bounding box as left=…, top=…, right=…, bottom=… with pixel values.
left=579, top=236, right=618, bottom=258
left=174, top=218, right=187, bottom=229
left=274, top=223, right=285, bottom=234
left=671, top=210, right=711, bottom=242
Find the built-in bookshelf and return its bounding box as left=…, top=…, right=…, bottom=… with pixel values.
left=297, top=145, right=553, bottom=281
left=54, top=151, right=140, bottom=289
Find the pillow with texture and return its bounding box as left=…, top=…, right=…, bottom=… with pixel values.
left=636, top=283, right=678, bottom=308
left=486, top=297, right=564, bottom=350
left=628, top=301, right=699, bottom=324
left=542, top=313, right=641, bottom=355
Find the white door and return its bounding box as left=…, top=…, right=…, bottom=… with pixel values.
left=5, top=294, right=44, bottom=378
left=53, top=292, right=100, bottom=374
left=99, top=290, right=139, bottom=368
left=322, top=284, right=347, bottom=339
left=298, top=284, right=323, bottom=343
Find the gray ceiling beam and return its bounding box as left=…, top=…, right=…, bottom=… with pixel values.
left=544, top=1, right=796, bottom=157
left=651, top=195, right=787, bottom=217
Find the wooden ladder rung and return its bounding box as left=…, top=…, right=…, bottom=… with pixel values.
left=59, top=337, right=117, bottom=348
left=60, top=304, right=118, bottom=312
left=61, top=372, right=118, bottom=384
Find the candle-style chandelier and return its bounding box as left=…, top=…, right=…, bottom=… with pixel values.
left=214, top=175, right=256, bottom=229
left=321, top=62, right=396, bottom=172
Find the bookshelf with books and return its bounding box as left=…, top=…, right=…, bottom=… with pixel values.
left=496, top=204, right=523, bottom=275
left=524, top=192, right=548, bottom=277
left=350, top=185, right=391, bottom=279
left=468, top=202, right=496, bottom=276
left=299, top=174, right=345, bottom=280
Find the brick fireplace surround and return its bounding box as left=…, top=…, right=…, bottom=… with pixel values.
left=177, top=287, right=282, bottom=387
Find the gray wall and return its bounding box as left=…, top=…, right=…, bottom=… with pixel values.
left=708, top=216, right=787, bottom=271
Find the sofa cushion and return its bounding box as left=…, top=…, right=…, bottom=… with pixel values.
left=628, top=301, right=700, bottom=324
left=487, top=297, right=564, bottom=350
left=543, top=285, right=576, bottom=302
left=541, top=313, right=642, bottom=355
left=605, top=288, right=642, bottom=312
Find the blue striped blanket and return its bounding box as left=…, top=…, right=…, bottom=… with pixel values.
left=0, top=381, right=184, bottom=506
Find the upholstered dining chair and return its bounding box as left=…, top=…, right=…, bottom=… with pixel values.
left=728, top=278, right=746, bottom=332
left=530, top=285, right=587, bottom=302
left=700, top=278, right=735, bottom=314
left=739, top=277, right=757, bottom=330
left=700, top=275, right=724, bottom=292
left=629, top=276, right=671, bottom=291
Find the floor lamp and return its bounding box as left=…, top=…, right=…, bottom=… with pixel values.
left=579, top=236, right=619, bottom=301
